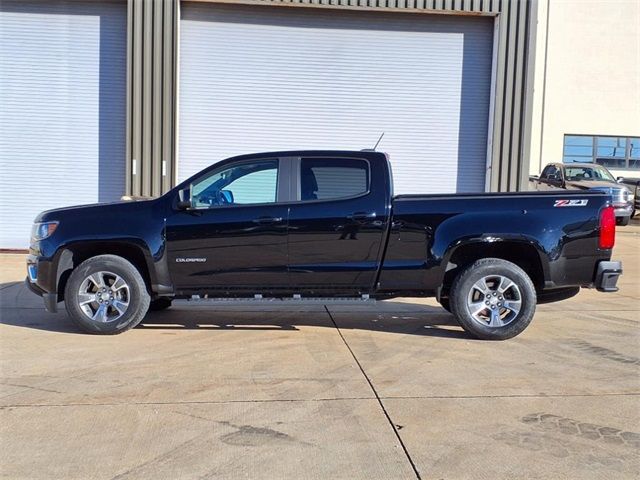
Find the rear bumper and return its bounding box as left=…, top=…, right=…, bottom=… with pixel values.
left=594, top=260, right=622, bottom=292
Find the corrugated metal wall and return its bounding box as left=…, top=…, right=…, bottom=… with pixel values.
left=127, top=0, right=178, bottom=197
left=127, top=0, right=536, bottom=193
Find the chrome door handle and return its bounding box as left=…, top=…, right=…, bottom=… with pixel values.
left=347, top=212, right=377, bottom=221
left=252, top=216, right=283, bottom=224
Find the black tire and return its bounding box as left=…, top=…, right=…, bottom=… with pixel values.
left=449, top=258, right=536, bottom=340
left=439, top=297, right=451, bottom=312
left=149, top=297, right=173, bottom=311
left=616, top=216, right=630, bottom=226
left=64, top=254, right=150, bottom=334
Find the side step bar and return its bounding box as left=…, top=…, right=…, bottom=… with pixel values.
left=186, top=294, right=375, bottom=304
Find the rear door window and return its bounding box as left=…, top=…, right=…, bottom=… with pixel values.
left=299, top=158, right=369, bottom=201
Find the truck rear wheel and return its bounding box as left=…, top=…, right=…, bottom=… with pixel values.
left=449, top=258, right=536, bottom=340
left=64, top=255, right=150, bottom=335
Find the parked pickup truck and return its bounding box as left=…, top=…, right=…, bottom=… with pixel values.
left=530, top=162, right=634, bottom=225
left=27, top=150, right=622, bottom=340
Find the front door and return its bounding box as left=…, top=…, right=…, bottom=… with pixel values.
left=165, top=158, right=289, bottom=293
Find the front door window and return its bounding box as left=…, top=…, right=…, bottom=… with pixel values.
left=191, top=160, right=279, bottom=208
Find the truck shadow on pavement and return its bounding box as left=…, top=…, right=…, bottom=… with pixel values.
left=0, top=281, right=470, bottom=339
left=139, top=305, right=469, bottom=339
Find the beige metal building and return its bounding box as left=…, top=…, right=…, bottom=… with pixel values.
left=0, top=0, right=638, bottom=248
left=529, top=0, right=640, bottom=179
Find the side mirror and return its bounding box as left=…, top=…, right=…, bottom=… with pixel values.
left=176, top=187, right=191, bottom=210
left=220, top=189, right=234, bottom=204
left=617, top=176, right=624, bottom=183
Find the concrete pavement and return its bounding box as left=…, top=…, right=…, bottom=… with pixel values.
left=0, top=222, right=638, bottom=479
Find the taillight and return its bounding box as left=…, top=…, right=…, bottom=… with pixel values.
left=599, top=205, right=616, bottom=249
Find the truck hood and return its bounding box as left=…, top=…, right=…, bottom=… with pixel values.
left=564, top=180, right=619, bottom=190
left=35, top=198, right=157, bottom=223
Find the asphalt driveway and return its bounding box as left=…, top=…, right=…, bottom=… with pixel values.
left=1, top=223, right=638, bottom=479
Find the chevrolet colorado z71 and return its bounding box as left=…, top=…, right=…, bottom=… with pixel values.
left=26, top=151, right=622, bottom=339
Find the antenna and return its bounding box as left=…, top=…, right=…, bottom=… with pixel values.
left=373, top=132, right=385, bottom=151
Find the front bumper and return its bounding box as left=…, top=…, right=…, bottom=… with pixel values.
left=613, top=204, right=633, bottom=219
left=24, top=277, right=59, bottom=312
left=594, top=260, right=622, bottom=292
left=26, top=254, right=59, bottom=313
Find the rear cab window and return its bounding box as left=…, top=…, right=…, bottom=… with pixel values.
left=300, top=158, right=369, bottom=201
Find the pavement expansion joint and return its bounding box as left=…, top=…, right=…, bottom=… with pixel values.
left=0, top=396, right=379, bottom=409
left=324, top=305, right=423, bottom=480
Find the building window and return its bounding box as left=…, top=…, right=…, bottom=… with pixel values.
left=563, top=135, right=640, bottom=170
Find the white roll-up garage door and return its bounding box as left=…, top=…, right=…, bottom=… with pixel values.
left=179, top=3, right=493, bottom=195
left=0, top=0, right=126, bottom=249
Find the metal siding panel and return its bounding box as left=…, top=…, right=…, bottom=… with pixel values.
left=128, top=0, right=178, bottom=196
left=126, top=0, right=133, bottom=195
left=179, top=3, right=493, bottom=194
left=162, top=0, right=176, bottom=192
left=132, top=0, right=143, bottom=195
left=0, top=0, right=126, bottom=248
left=152, top=0, right=163, bottom=197
left=490, top=5, right=508, bottom=191
left=142, top=0, right=153, bottom=196
left=500, top=0, right=517, bottom=191
left=518, top=0, right=536, bottom=190
left=509, top=0, right=527, bottom=190
left=240, top=0, right=504, bottom=12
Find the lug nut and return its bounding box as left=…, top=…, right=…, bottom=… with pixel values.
left=485, top=301, right=489, bottom=305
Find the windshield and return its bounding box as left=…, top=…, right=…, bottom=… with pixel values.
left=564, top=166, right=615, bottom=182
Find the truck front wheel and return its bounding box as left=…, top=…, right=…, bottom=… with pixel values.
left=64, top=255, right=150, bottom=334
left=449, top=258, right=536, bottom=340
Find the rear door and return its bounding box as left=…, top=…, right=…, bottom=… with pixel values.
left=286, top=155, right=390, bottom=293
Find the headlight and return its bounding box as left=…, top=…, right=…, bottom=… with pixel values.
left=31, top=221, right=59, bottom=241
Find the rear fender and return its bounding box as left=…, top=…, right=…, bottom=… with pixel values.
left=438, top=235, right=550, bottom=290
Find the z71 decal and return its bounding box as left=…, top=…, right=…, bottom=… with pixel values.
left=554, top=199, right=589, bottom=207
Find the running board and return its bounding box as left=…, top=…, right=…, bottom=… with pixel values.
left=185, top=294, right=375, bottom=304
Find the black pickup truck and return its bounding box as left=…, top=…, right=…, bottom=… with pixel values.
left=26, top=150, right=622, bottom=340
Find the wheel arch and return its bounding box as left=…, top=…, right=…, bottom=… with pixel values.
left=439, top=239, right=547, bottom=298
left=55, top=241, right=155, bottom=301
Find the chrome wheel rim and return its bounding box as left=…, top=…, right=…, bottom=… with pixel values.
left=77, top=271, right=130, bottom=323
left=466, top=275, right=522, bottom=328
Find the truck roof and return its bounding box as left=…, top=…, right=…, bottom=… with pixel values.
left=225, top=150, right=388, bottom=162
